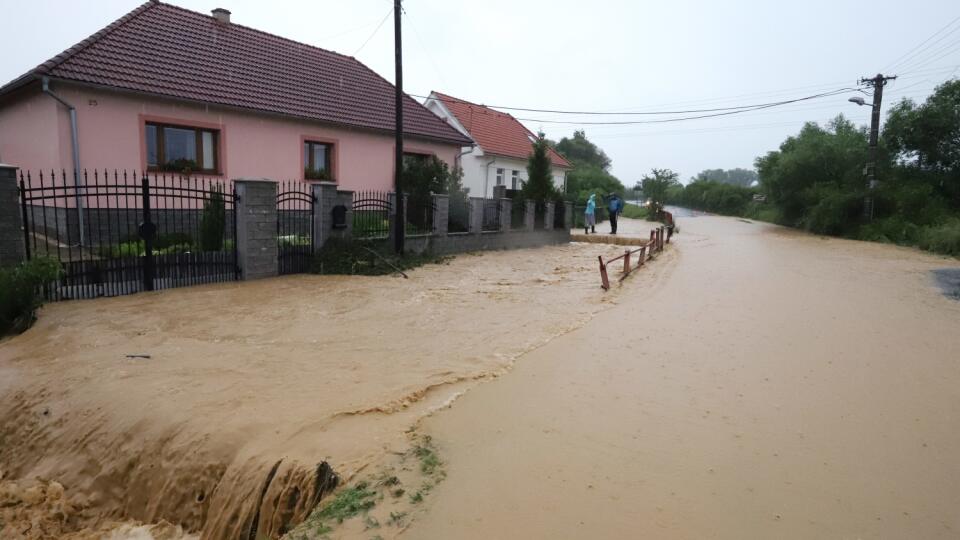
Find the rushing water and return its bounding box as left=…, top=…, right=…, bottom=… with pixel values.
left=405, top=215, right=960, bottom=539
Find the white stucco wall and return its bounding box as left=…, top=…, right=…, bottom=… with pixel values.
left=424, top=96, right=567, bottom=198
left=458, top=151, right=566, bottom=198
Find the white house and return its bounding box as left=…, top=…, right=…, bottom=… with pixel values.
left=424, top=91, right=571, bottom=198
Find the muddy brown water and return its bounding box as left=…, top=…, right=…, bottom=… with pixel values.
left=0, top=234, right=649, bottom=539
left=402, top=216, right=960, bottom=539
left=4, top=215, right=958, bottom=539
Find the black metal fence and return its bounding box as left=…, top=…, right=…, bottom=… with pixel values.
left=18, top=169, right=238, bottom=300
left=511, top=200, right=527, bottom=229
left=553, top=202, right=566, bottom=229
left=534, top=201, right=546, bottom=230
left=482, top=199, right=501, bottom=231
left=448, top=196, right=471, bottom=233
left=276, top=180, right=315, bottom=275
left=406, top=193, right=435, bottom=236
left=352, top=190, right=392, bottom=239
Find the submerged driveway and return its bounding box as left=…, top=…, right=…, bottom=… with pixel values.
left=0, top=238, right=648, bottom=538
left=405, top=215, right=960, bottom=539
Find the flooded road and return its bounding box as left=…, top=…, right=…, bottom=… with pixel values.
left=404, top=215, right=960, bottom=539
left=0, top=239, right=647, bottom=538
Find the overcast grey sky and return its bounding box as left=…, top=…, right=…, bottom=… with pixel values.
left=2, top=0, right=957, bottom=184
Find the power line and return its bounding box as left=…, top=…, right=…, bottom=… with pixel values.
left=898, top=37, right=960, bottom=74
left=414, top=87, right=858, bottom=117
left=402, top=7, right=447, bottom=88
left=353, top=7, right=393, bottom=56
left=512, top=89, right=856, bottom=125
left=884, top=14, right=960, bottom=72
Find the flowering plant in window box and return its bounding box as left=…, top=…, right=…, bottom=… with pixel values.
left=305, top=167, right=333, bottom=181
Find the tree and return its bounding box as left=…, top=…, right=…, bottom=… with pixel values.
left=883, top=79, right=960, bottom=207
left=403, top=156, right=466, bottom=231
left=522, top=132, right=558, bottom=201
left=640, top=168, right=680, bottom=217
left=691, top=168, right=758, bottom=187
left=199, top=185, right=226, bottom=251
left=554, top=130, right=612, bottom=170
left=755, top=115, right=868, bottom=234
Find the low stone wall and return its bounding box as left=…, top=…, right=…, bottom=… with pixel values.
left=403, top=229, right=570, bottom=256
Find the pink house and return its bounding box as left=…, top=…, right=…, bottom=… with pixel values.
left=0, top=1, right=470, bottom=190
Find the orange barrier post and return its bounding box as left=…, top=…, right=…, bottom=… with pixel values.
left=598, top=255, right=610, bottom=290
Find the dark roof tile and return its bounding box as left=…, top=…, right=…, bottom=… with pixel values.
left=2, top=1, right=470, bottom=145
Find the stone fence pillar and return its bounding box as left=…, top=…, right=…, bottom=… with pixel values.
left=498, top=198, right=511, bottom=232
left=433, top=193, right=448, bottom=236
left=234, top=179, right=277, bottom=280
left=311, top=181, right=334, bottom=250
left=564, top=201, right=574, bottom=230
left=525, top=200, right=535, bottom=231
left=470, top=197, right=484, bottom=235
left=544, top=202, right=555, bottom=231
left=0, top=164, right=25, bottom=267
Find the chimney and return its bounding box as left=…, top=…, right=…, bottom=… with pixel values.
left=211, top=8, right=231, bottom=24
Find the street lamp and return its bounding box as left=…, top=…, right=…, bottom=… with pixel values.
left=848, top=89, right=881, bottom=220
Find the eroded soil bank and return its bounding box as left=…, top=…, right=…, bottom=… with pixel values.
left=0, top=237, right=652, bottom=539
left=402, top=216, right=960, bottom=539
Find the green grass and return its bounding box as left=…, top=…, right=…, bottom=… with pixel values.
left=620, top=204, right=650, bottom=220
left=413, top=435, right=442, bottom=476
left=308, top=481, right=377, bottom=525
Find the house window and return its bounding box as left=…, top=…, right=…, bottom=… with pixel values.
left=496, top=168, right=504, bottom=186
left=146, top=122, right=219, bottom=173
left=511, top=170, right=520, bottom=190
left=403, top=152, right=431, bottom=167
left=304, top=141, right=333, bottom=180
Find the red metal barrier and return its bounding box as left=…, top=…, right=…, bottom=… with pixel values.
left=598, top=227, right=665, bottom=290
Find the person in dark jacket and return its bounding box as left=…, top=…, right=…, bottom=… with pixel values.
left=606, top=193, right=624, bottom=234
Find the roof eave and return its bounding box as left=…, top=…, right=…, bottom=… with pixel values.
left=36, top=78, right=472, bottom=146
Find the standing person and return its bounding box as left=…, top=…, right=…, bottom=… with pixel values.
left=584, top=193, right=597, bottom=234
left=607, top=192, right=624, bottom=234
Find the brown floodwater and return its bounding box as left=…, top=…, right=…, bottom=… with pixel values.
left=403, top=216, right=960, bottom=539
left=0, top=235, right=649, bottom=539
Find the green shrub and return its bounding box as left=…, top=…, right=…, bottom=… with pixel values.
left=310, top=238, right=447, bottom=276
left=918, top=220, right=960, bottom=256
left=200, top=186, right=226, bottom=251
left=743, top=202, right=781, bottom=223
left=0, top=258, right=62, bottom=336
left=858, top=216, right=921, bottom=245
left=802, top=189, right=862, bottom=236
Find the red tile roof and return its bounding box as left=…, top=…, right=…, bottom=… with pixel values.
left=0, top=1, right=471, bottom=146
left=430, top=92, right=571, bottom=168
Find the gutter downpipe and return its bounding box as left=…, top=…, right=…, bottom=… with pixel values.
left=455, top=144, right=475, bottom=189
left=42, top=77, right=84, bottom=246
left=483, top=156, right=496, bottom=200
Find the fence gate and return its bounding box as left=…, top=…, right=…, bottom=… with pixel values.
left=276, top=181, right=316, bottom=275
left=18, top=170, right=239, bottom=301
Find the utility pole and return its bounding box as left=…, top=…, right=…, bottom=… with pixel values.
left=393, top=0, right=405, bottom=254
left=860, top=73, right=896, bottom=220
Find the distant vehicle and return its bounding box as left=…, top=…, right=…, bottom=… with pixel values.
left=752, top=194, right=767, bottom=202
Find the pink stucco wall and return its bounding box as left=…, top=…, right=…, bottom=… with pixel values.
left=0, top=81, right=459, bottom=192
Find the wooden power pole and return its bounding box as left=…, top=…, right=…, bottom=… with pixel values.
left=393, top=0, right=405, bottom=254
left=860, top=73, right=896, bottom=220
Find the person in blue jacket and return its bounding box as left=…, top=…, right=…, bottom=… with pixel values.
left=607, top=192, right=624, bottom=234
left=584, top=193, right=597, bottom=234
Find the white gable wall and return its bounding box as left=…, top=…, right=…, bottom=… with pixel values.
left=459, top=152, right=567, bottom=198
left=424, top=95, right=567, bottom=199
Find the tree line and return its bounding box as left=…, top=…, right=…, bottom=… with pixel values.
left=639, top=79, right=959, bottom=256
